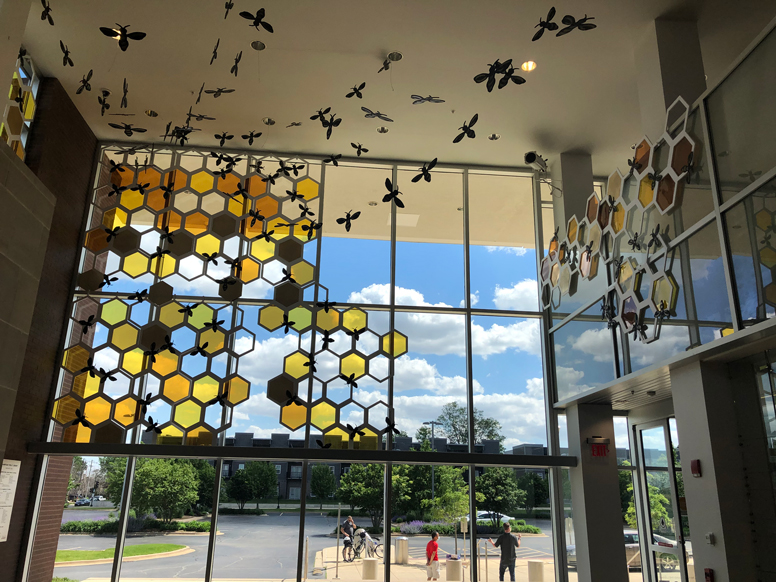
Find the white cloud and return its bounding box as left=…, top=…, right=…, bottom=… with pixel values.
left=568, top=327, right=614, bottom=363
left=493, top=280, right=539, bottom=311
left=485, top=246, right=528, bottom=257
left=459, top=292, right=479, bottom=308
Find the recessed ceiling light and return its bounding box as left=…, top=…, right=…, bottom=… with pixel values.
left=521, top=61, right=537, bottom=72
left=144, top=109, right=158, bottom=117
left=488, top=133, right=501, bottom=141
left=388, top=51, right=403, bottom=62
left=250, top=40, right=266, bottom=51
left=262, top=117, right=275, bottom=126
left=376, top=126, right=389, bottom=134
left=368, top=201, right=378, bottom=206
left=647, top=390, right=657, bottom=396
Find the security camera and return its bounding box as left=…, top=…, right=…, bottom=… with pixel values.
left=524, top=151, right=548, bottom=173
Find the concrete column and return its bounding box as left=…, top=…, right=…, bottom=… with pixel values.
left=567, top=403, right=628, bottom=582
left=0, top=1, right=32, bottom=91
left=634, top=19, right=707, bottom=139
left=550, top=152, right=593, bottom=239
left=671, top=361, right=759, bottom=582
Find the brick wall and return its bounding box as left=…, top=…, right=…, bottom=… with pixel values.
left=0, top=78, right=97, bottom=582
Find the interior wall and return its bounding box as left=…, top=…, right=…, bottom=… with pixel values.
left=0, top=77, right=97, bottom=582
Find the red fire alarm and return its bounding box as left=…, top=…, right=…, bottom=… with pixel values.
left=691, top=459, right=702, bottom=477
left=704, top=567, right=714, bottom=582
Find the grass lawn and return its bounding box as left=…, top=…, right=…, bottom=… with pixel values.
left=53, top=578, right=81, bottom=582
left=55, top=543, right=184, bottom=563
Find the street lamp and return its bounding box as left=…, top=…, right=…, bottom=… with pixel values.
left=423, top=421, right=442, bottom=500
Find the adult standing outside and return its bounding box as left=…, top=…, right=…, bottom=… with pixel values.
left=426, top=531, right=440, bottom=581
left=341, top=515, right=357, bottom=561
left=488, top=522, right=521, bottom=582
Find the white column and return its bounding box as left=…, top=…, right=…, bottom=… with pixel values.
left=550, top=152, right=593, bottom=239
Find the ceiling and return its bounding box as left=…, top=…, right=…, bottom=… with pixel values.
left=20, top=0, right=776, bottom=176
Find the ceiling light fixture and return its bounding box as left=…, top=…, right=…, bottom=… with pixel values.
left=521, top=60, right=537, bottom=72
left=250, top=40, right=266, bottom=51
left=457, top=207, right=463, bottom=211
left=488, top=133, right=501, bottom=141
left=387, top=51, right=403, bottom=62
left=144, top=109, right=158, bottom=117
left=262, top=117, right=275, bottom=126
left=368, top=201, right=378, bottom=207
left=376, top=126, right=389, bottom=134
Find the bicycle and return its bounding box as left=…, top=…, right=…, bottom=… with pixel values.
left=343, top=528, right=383, bottom=562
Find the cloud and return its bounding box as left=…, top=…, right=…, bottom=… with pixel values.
left=486, top=246, right=528, bottom=257
left=568, top=327, right=614, bottom=363
left=459, top=292, right=479, bottom=308
left=493, top=280, right=539, bottom=311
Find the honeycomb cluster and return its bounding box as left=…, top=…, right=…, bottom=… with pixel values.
left=52, top=147, right=406, bottom=446
left=541, top=98, right=694, bottom=342
left=1, top=53, right=37, bottom=160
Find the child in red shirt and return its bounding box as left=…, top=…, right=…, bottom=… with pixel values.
left=426, top=531, right=440, bottom=581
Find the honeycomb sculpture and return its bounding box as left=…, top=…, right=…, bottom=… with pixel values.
left=541, top=97, right=696, bottom=343
left=52, top=147, right=408, bottom=448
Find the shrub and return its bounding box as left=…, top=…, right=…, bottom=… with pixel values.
left=60, top=518, right=210, bottom=534
left=326, top=509, right=370, bottom=518
left=399, top=520, right=424, bottom=534
left=473, top=520, right=541, bottom=535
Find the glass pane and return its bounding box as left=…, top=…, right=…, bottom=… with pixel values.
left=614, top=417, right=632, bottom=465
left=471, top=315, right=545, bottom=454
left=619, top=470, right=646, bottom=577
left=707, top=27, right=776, bottom=202
left=640, top=427, right=668, bottom=467
left=469, top=172, right=541, bottom=312
left=724, top=178, right=776, bottom=324
left=653, top=552, right=682, bottom=581
left=213, top=458, right=301, bottom=579
left=561, top=468, right=577, bottom=577
left=119, top=456, right=215, bottom=580
left=645, top=470, right=676, bottom=543
left=395, top=167, right=464, bottom=307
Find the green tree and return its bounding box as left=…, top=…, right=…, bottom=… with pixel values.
left=226, top=469, right=254, bottom=511
left=338, top=464, right=385, bottom=528
left=131, top=459, right=199, bottom=522
left=435, top=402, right=505, bottom=445
left=244, top=461, right=278, bottom=509
left=310, top=465, right=337, bottom=509
left=477, top=467, right=526, bottom=528
left=625, top=482, right=670, bottom=530
left=516, top=472, right=549, bottom=516
left=68, top=456, right=87, bottom=496
left=424, top=466, right=483, bottom=524
left=190, top=459, right=216, bottom=512
left=618, top=462, right=634, bottom=522
left=415, top=426, right=432, bottom=448
left=100, top=457, right=132, bottom=507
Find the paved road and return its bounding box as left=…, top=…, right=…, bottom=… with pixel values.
left=63, top=509, right=116, bottom=523
left=54, top=513, right=554, bottom=580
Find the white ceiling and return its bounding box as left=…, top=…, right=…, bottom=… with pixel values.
left=20, top=0, right=776, bottom=175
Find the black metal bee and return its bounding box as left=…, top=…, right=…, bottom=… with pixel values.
left=99, top=23, right=147, bottom=52
left=150, top=246, right=170, bottom=261
left=301, top=221, right=322, bottom=241
left=282, top=312, right=295, bottom=334
left=346, top=423, right=365, bottom=441
left=681, top=152, right=696, bottom=184
left=144, top=416, right=161, bottom=434
left=647, top=225, right=662, bottom=250
left=377, top=58, right=391, bottom=74
left=202, top=252, right=219, bottom=265
left=310, top=107, right=331, bottom=125
left=322, top=113, right=342, bottom=140
left=280, top=268, right=295, bottom=284
left=655, top=300, right=672, bottom=321
left=361, top=107, right=393, bottom=123
left=413, top=158, right=437, bottom=183
left=383, top=178, right=404, bottom=208
left=161, top=335, right=177, bottom=355
left=626, top=155, right=642, bottom=178
left=215, top=276, right=237, bottom=291
left=231, top=51, right=242, bottom=77
left=143, top=342, right=161, bottom=364
left=41, top=0, right=54, bottom=25
left=215, top=132, right=234, bottom=147
left=59, top=41, right=73, bottom=67
left=104, top=226, right=121, bottom=242
left=346, top=82, right=366, bottom=99
left=499, top=63, right=526, bottom=89
left=411, top=95, right=445, bottom=104
left=284, top=390, right=303, bottom=407
left=453, top=114, right=478, bottom=144
left=78, top=314, right=96, bottom=335
left=254, top=228, right=275, bottom=243
left=647, top=171, right=661, bottom=190
left=533, top=6, right=558, bottom=41
left=351, top=142, right=368, bottom=157
left=187, top=107, right=215, bottom=122
left=316, top=439, right=332, bottom=449
left=99, top=275, right=119, bottom=289
left=557, top=14, right=597, bottom=37
left=72, top=409, right=91, bottom=429
left=345, top=327, right=366, bottom=342
left=474, top=59, right=509, bottom=93
left=135, top=181, right=151, bottom=195
left=208, top=386, right=230, bottom=407
left=762, top=232, right=772, bottom=246
left=204, top=314, right=225, bottom=332
left=78, top=357, right=99, bottom=378
left=341, top=374, right=358, bottom=389
left=386, top=416, right=400, bottom=435
left=336, top=210, right=361, bottom=232
left=205, top=87, right=235, bottom=98
left=248, top=209, right=265, bottom=227
left=107, top=183, right=126, bottom=197
left=323, top=153, right=341, bottom=166
left=316, top=300, right=337, bottom=313
left=240, top=8, right=274, bottom=32
left=286, top=189, right=304, bottom=203
left=120, top=78, right=129, bottom=108
left=627, top=232, right=641, bottom=251
left=98, top=91, right=110, bottom=116
left=108, top=122, right=146, bottom=137
left=224, top=1, right=234, bottom=19
left=76, top=70, right=93, bottom=94
left=128, top=289, right=147, bottom=303
left=320, top=329, right=335, bottom=347
left=631, top=319, right=648, bottom=342
left=740, top=170, right=762, bottom=183
left=261, top=171, right=280, bottom=185
left=190, top=342, right=209, bottom=357
left=242, top=130, right=262, bottom=145
left=210, top=39, right=219, bottom=65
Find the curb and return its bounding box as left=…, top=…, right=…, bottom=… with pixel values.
left=55, top=545, right=194, bottom=567
left=60, top=531, right=219, bottom=537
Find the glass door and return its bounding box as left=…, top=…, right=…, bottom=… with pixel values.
left=634, top=419, right=692, bottom=582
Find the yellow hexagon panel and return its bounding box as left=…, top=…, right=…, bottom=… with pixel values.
left=101, top=299, right=128, bottom=326
left=110, top=323, right=139, bottom=351
left=218, top=173, right=241, bottom=196
left=84, top=228, right=109, bottom=253
left=159, top=424, right=183, bottom=445
left=342, top=308, right=367, bottom=331
left=284, top=351, right=311, bottom=379
left=146, top=189, right=168, bottom=213
left=159, top=302, right=185, bottom=328
left=137, top=168, right=161, bottom=190
left=121, top=348, right=146, bottom=376
left=185, top=212, right=210, bottom=235
left=191, top=171, right=215, bottom=193
left=612, top=203, right=625, bottom=233
left=163, top=374, right=191, bottom=402
left=756, top=209, right=773, bottom=232
left=341, top=353, right=366, bottom=379
left=72, top=372, right=101, bottom=399
left=269, top=218, right=292, bottom=239
left=157, top=210, right=182, bottom=231
left=567, top=217, right=578, bottom=244
left=251, top=239, right=275, bottom=262
left=381, top=331, right=408, bottom=357
left=63, top=345, right=90, bottom=373
left=52, top=394, right=80, bottom=425
left=239, top=258, right=261, bottom=283
left=120, top=189, right=144, bottom=211
left=174, top=400, right=202, bottom=428
left=311, top=401, right=336, bottom=430
left=114, top=396, right=138, bottom=427
left=188, top=427, right=213, bottom=446
left=296, top=178, right=319, bottom=201
left=152, top=351, right=179, bottom=377
left=228, top=196, right=248, bottom=217
left=123, top=252, right=150, bottom=278
left=259, top=305, right=284, bottom=331
left=193, top=375, right=220, bottom=403
left=765, top=283, right=776, bottom=306
left=290, top=306, right=312, bottom=331
left=102, top=207, right=128, bottom=230
left=84, top=396, right=112, bottom=425
left=294, top=218, right=315, bottom=242
left=200, top=329, right=225, bottom=353
left=195, top=234, right=221, bottom=256
left=761, top=247, right=776, bottom=269
left=188, top=305, right=214, bottom=330
left=316, top=308, right=340, bottom=332
left=550, top=263, right=560, bottom=287
left=165, top=169, right=188, bottom=192
left=281, top=402, right=306, bottom=430
left=652, top=273, right=679, bottom=311
left=64, top=424, right=92, bottom=443
left=291, top=261, right=315, bottom=285
left=226, top=377, right=250, bottom=405
left=638, top=176, right=655, bottom=208
left=152, top=255, right=177, bottom=278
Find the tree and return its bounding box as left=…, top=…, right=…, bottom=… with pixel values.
left=226, top=469, right=254, bottom=511
left=625, top=482, right=670, bottom=531
left=190, top=459, right=216, bottom=512
left=516, top=472, right=549, bottom=516
left=477, top=467, right=526, bottom=528
left=69, top=456, right=87, bottom=496
left=131, top=459, right=199, bottom=522
left=618, top=462, right=634, bottom=522
left=310, top=465, right=337, bottom=509
left=424, top=466, right=483, bottom=524
left=100, top=457, right=131, bottom=507
left=244, top=461, right=278, bottom=509
left=435, top=402, right=505, bottom=445
left=338, top=464, right=385, bottom=528
left=415, top=426, right=432, bottom=447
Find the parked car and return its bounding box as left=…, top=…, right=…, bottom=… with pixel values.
left=74, top=498, right=91, bottom=507
left=567, top=529, right=681, bottom=571
left=467, top=511, right=515, bottom=525
left=92, top=495, right=106, bottom=501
